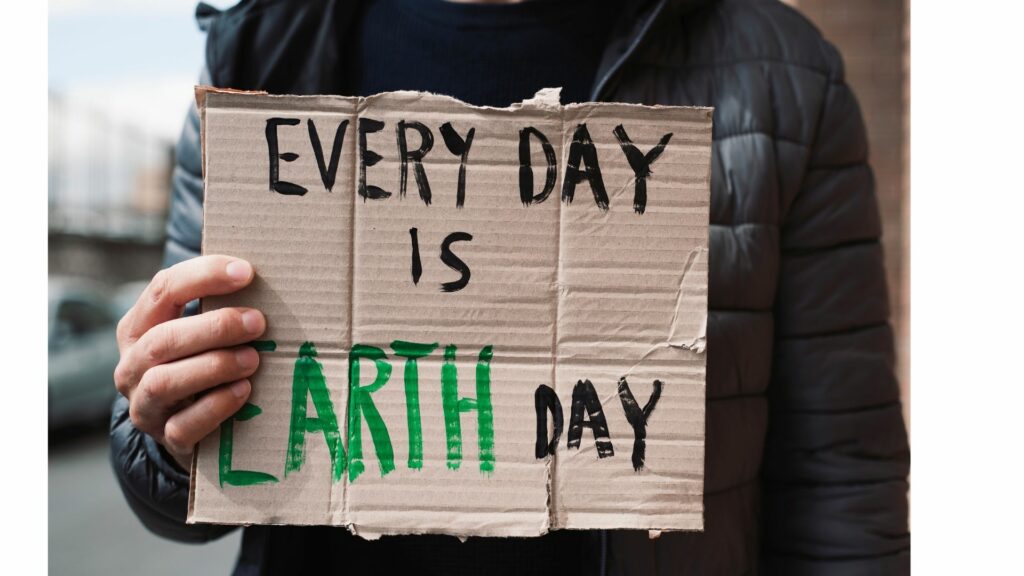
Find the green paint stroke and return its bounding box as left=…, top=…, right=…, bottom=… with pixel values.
left=441, top=345, right=496, bottom=473
left=285, top=342, right=346, bottom=482
left=391, top=340, right=438, bottom=470
left=249, top=340, right=277, bottom=352
left=476, top=345, right=496, bottom=473
left=441, top=345, right=463, bottom=469
left=219, top=402, right=278, bottom=487
left=348, top=344, right=395, bottom=482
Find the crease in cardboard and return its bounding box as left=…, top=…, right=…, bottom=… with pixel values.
left=338, top=95, right=361, bottom=535
left=545, top=91, right=567, bottom=532
left=666, top=246, right=709, bottom=354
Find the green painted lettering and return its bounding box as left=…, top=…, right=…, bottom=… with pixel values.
left=285, top=342, right=346, bottom=482
left=441, top=345, right=496, bottom=473
left=391, top=340, right=438, bottom=470
left=219, top=402, right=278, bottom=487
left=348, top=344, right=395, bottom=481
left=476, top=345, right=495, bottom=473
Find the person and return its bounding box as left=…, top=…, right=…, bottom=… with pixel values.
left=109, top=0, right=910, bottom=574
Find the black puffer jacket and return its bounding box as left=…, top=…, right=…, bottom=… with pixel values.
left=110, top=0, right=910, bottom=573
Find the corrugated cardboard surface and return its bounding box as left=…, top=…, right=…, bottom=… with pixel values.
left=189, top=89, right=711, bottom=538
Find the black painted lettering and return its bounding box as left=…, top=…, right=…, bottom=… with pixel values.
left=534, top=384, right=564, bottom=459
left=617, top=377, right=663, bottom=471
left=409, top=227, right=422, bottom=285
left=518, top=127, right=557, bottom=206
left=396, top=120, right=434, bottom=205
left=439, top=231, right=473, bottom=293
left=566, top=379, right=614, bottom=458
left=265, top=118, right=307, bottom=196
left=439, top=122, right=475, bottom=209
left=612, top=125, right=673, bottom=215
left=358, top=118, right=390, bottom=200
left=561, top=123, right=609, bottom=210
left=307, top=119, right=349, bottom=193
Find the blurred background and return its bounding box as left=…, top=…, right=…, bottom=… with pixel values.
left=48, top=1, right=241, bottom=574
left=47, top=0, right=909, bottom=574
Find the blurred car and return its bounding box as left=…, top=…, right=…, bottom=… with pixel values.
left=111, top=280, right=149, bottom=318
left=48, top=277, right=124, bottom=429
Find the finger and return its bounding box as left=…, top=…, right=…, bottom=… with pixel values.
left=162, top=379, right=252, bottom=456
left=119, top=255, right=255, bottom=346
left=132, top=347, right=261, bottom=420
left=123, top=307, right=266, bottom=386
left=127, top=394, right=170, bottom=440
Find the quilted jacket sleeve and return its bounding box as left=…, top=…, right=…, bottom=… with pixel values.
left=109, top=91, right=236, bottom=543
left=760, top=45, right=911, bottom=573
left=163, top=98, right=205, bottom=271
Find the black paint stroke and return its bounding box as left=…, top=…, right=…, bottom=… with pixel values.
left=439, top=231, right=473, bottom=293
left=358, top=118, right=390, bottom=200
left=613, top=125, right=673, bottom=215
left=534, top=384, right=564, bottom=459
left=440, top=122, right=475, bottom=209
left=307, top=118, right=349, bottom=193
left=265, top=118, right=307, bottom=196
left=408, top=227, right=422, bottom=285
left=567, top=379, right=614, bottom=458
left=561, top=123, right=609, bottom=211
left=396, top=120, right=434, bottom=205
left=617, top=377, right=664, bottom=471
left=518, top=126, right=557, bottom=206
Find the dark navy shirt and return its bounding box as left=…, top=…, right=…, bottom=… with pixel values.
left=348, top=0, right=622, bottom=106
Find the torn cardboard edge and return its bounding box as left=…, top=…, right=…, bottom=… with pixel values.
left=188, top=86, right=711, bottom=539
left=194, top=84, right=712, bottom=125
left=188, top=517, right=693, bottom=542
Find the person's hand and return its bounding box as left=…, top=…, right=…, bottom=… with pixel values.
left=113, top=255, right=266, bottom=471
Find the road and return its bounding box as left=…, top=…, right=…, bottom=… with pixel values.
left=49, top=429, right=241, bottom=576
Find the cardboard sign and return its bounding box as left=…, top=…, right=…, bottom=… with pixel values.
left=187, top=88, right=712, bottom=538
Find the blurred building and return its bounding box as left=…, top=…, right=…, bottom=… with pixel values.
left=48, top=92, right=172, bottom=286
left=788, top=0, right=911, bottom=423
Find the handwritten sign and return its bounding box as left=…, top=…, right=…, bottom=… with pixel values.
left=187, top=88, right=712, bottom=538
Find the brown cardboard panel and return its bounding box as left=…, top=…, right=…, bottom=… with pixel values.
left=188, top=88, right=711, bottom=537
left=552, top=103, right=709, bottom=531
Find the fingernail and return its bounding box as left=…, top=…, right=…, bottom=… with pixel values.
left=241, top=310, right=264, bottom=334
left=226, top=260, right=252, bottom=283
left=235, top=347, right=259, bottom=369
left=229, top=379, right=250, bottom=399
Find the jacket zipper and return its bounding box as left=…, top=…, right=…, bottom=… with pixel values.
left=590, top=4, right=671, bottom=575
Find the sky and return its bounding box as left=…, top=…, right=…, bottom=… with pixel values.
left=49, top=0, right=232, bottom=140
